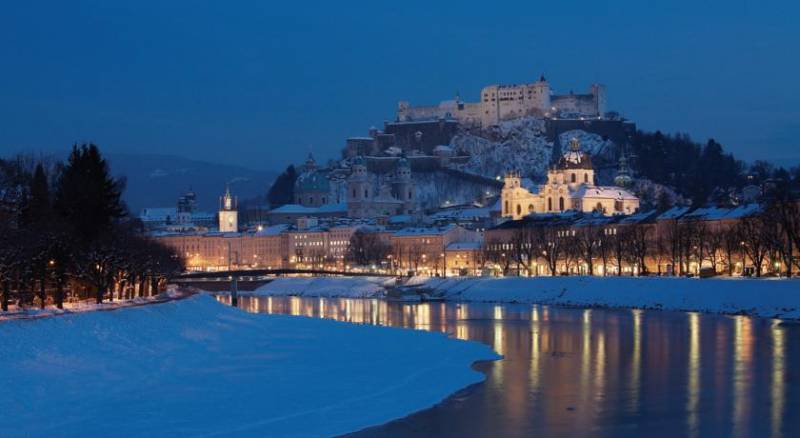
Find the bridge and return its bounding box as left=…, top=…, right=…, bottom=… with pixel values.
left=175, top=268, right=393, bottom=281
left=173, top=269, right=394, bottom=298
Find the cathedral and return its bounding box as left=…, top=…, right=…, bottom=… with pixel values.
left=291, top=153, right=418, bottom=219
left=501, top=138, right=639, bottom=220
left=346, top=156, right=416, bottom=218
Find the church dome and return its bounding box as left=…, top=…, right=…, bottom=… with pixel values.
left=557, top=138, right=593, bottom=170
left=295, top=171, right=330, bottom=193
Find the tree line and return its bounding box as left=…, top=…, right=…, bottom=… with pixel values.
left=630, top=130, right=800, bottom=206
left=0, top=144, right=183, bottom=311
left=483, top=199, right=799, bottom=278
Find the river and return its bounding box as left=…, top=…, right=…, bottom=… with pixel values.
left=218, top=295, right=799, bottom=437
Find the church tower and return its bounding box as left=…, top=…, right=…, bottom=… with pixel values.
left=218, top=186, right=238, bottom=233
left=614, top=151, right=634, bottom=187
left=393, top=157, right=415, bottom=214
left=347, top=157, right=371, bottom=217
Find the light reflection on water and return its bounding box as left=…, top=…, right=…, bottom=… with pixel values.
left=216, top=295, right=799, bottom=437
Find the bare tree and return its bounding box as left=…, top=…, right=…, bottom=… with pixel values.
left=737, top=215, right=770, bottom=277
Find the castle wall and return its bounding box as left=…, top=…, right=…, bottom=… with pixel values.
left=397, top=77, right=604, bottom=128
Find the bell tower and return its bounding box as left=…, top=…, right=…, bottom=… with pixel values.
left=218, top=186, right=238, bottom=233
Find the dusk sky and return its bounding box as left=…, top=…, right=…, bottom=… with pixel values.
left=1, top=0, right=798, bottom=170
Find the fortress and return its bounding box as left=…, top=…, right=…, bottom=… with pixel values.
left=397, top=76, right=606, bottom=127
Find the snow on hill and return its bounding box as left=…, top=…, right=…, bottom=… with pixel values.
left=558, top=129, right=615, bottom=158
left=0, top=294, right=497, bottom=437
left=452, top=118, right=552, bottom=180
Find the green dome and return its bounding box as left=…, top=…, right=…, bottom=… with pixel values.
left=295, top=171, right=330, bottom=193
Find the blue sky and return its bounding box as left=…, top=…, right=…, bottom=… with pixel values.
left=1, top=0, right=798, bottom=170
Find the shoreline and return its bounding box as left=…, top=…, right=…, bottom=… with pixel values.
left=234, top=275, right=800, bottom=321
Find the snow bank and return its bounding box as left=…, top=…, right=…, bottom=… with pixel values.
left=415, top=276, right=800, bottom=319
left=0, top=287, right=188, bottom=321
left=245, top=276, right=395, bottom=298
left=0, top=294, right=497, bottom=437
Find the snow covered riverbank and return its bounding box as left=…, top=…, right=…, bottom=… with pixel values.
left=246, top=276, right=800, bottom=320
left=0, top=294, right=497, bottom=437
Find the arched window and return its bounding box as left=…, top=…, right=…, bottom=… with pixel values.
left=584, top=173, right=589, bottom=183
left=559, top=197, right=564, bottom=211
left=571, top=173, right=576, bottom=183
left=547, top=198, right=552, bottom=211
left=596, top=202, right=603, bottom=213
left=528, top=204, right=534, bottom=212
left=504, top=201, right=509, bottom=214
left=516, top=204, right=522, bottom=216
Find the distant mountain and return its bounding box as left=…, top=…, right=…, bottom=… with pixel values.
left=106, top=153, right=277, bottom=214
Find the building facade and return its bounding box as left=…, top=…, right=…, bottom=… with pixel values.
left=397, top=76, right=607, bottom=127
left=501, top=138, right=639, bottom=220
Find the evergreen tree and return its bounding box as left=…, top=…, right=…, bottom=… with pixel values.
left=267, top=164, right=298, bottom=207
left=53, top=144, right=126, bottom=241
left=21, top=163, right=50, bottom=226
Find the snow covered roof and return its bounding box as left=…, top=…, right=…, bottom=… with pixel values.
left=571, top=186, right=637, bottom=200
left=140, top=207, right=177, bottom=221
left=683, top=204, right=763, bottom=221
left=446, top=242, right=482, bottom=251
left=269, top=203, right=347, bottom=215
left=393, top=224, right=457, bottom=237
left=724, top=203, right=762, bottom=219
left=389, top=214, right=413, bottom=224
left=657, top=206, right=691, bottom=220
left=430, top=206, right=492, bottom=220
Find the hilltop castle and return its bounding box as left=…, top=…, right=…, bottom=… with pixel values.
left=397, top=76, right=606, bottom=128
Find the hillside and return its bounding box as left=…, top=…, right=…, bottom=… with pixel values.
left=107, top=153, right=277, bottom=213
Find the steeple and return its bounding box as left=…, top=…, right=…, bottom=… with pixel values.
left=304, top=152, right=317, bottom=172
left=569, top=137, right=581, bottom=152
left=614, top=149, right=634, bottom=187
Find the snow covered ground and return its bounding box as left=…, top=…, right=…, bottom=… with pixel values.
left=246, top=276, right=800, bottom=320
left=0, top=287, right=187, bottom=321
left=0, top=294, right=496, bottom=437
left=237, top=276, right=396, bottom=298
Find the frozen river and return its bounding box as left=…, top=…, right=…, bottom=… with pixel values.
left=222, top=295, right=800, bottom=437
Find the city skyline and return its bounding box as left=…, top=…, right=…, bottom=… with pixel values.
left=1, top=0, right=798, bottom=170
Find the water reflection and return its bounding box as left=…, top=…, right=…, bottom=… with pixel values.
left=771, top=321, right=785, bottom=438
left=687, top=312, right=700, bottom=437
left=217, top=295, right=800, bottom=437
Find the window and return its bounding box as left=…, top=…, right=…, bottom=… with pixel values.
left=584, top=173, right=588, bottom=183
left=559, top=197, right=564, bottom=211
left=547, top=198, right=552, bottom=211
left=571, top=173, right=576, bottom=183
left=364, top=189, right=368, bottom=198
left=516, top=204, right=521, bottom=216
left=528, top=204, right=534, bottom=212
left=504, top=201, right=509, bottom=215
left=352, top=189, right=356, bottom=198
